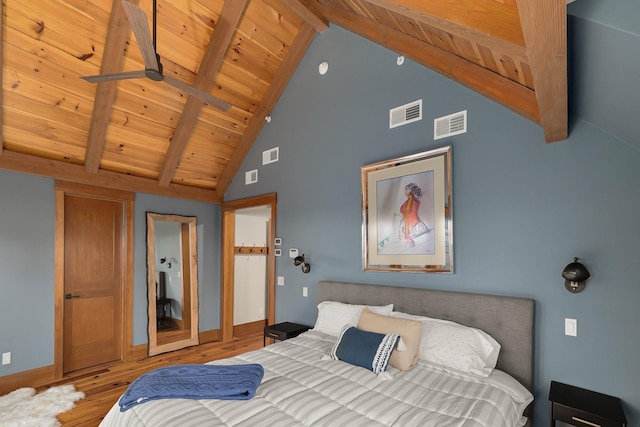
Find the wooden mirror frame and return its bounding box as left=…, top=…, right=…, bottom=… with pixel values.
left=146, top=212, right=199, bottom=356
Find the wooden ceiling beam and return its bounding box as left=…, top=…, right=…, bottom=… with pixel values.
left=321, top=4, right=541, bottom=125
left=157, top=0, right=249, bottom=187
left=84, top=0, right=138, bottom=173
left=217, top=23, right=317, bottom=196
left=516, top=0, right=568, bottom=142
left=280, top=0, right=330, bottom=32
left=0, top=151, right=221, bottom=203
left=368, top=0, right=524, bottom=46
left=361, top=0, right=527, bottom=61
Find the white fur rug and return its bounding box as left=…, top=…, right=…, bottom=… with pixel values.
left=0, top=385, right=85, bottom=427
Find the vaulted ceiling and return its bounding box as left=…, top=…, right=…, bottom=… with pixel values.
left=0, top=0, right=568, bottom=202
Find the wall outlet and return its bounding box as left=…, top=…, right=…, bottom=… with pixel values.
left=2, top=352, right=11, bottom=365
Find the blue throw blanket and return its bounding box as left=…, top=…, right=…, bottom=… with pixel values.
left=119, top=363, right=264, bottom=412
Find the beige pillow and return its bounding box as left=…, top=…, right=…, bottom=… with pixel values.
left=357, top=307, right=422, bottom=371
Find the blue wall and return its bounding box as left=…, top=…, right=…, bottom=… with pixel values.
left=0, top=172, right=55, bottom=373
left=224, top=26, right=640, bottom=426
left=0, top=175, right=221, bottom=375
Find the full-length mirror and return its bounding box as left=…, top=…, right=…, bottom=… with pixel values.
left=146, top=212, right=199, bottom=356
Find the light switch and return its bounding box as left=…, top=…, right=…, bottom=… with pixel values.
left=565, top=318, right=577, bottom=336
left=277, top=276, right=284, bottom=286
left=302, top=287, right=308, bottom=297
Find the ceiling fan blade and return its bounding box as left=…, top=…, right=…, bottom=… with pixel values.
left=121, top=1, right=159, bottom=71
left=81, top=70, right=147, bottom=83
left=163, top=76, right=232, bottom=112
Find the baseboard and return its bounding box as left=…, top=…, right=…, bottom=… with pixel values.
left=200, top=328, right=221, bottom=344
left=0, top=365, right=56, bottom=396
left=234, top=319, right=266, bottom=336
left=0, top=328, right=222, bottom=394
left=130, top=343, right=148, bottom=361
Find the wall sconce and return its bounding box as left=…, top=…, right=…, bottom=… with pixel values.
left=562, top=257, right=591, bottom=293
left=293, top=254, right=311, bottom=273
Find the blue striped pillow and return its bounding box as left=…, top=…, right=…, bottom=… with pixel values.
left=330, top=326, right=399, bottom=374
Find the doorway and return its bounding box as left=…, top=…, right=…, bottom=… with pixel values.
left=54, top=182, right=134, bottom=377
left=221, top=194, right=276, bottom=341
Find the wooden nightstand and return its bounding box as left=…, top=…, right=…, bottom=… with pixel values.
left=549, top=381, right=627, bottom=427
left=263, top=322, right=310, bottom=346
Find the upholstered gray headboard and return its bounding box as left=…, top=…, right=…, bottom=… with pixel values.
left=317, top=280, right=535, bottom=392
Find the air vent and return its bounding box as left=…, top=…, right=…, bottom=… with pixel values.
left=389, top=99, right=422, bottom=129
left=434, top=110, right=467, bottom=140
left=245, top=169, right=258, bottom=185
left=262, top=147, right=279, bottom=165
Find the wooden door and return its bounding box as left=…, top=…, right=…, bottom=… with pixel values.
left=63, top=194, right=124, bottom=373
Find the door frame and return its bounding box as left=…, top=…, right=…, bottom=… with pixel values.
left=221, top=193, right=276, bottom=341
left=54, top=181, right=134, bottom=378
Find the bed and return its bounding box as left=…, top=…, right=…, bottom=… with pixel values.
left=101, top=280, right=535, bottom=426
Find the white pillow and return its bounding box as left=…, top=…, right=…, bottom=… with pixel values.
left=313, top=301, right=394, bottom=337
left=390, top=311, right=500, bottom=377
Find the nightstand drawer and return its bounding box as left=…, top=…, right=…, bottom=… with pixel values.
left=263, top=322, right=311, bottom=346
left=265, top=329, right=288, bottom=341
left=553, top=403, right=624, bottom=427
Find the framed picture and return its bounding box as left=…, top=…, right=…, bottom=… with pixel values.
left=361, top=145, right=453, bottom=273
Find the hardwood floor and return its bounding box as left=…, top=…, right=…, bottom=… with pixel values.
left=41, top=330, right=264, bottom=426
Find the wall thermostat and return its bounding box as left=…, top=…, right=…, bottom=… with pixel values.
left=289, top=248, right=298, bottom=258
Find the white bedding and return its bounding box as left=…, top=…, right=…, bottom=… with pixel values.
left=100, top=331, right=533, bottom=426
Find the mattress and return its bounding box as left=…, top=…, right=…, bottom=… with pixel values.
left=100, top=331, right=533, bottom=426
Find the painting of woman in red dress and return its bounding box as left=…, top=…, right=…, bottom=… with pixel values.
left=376, top=171, right=434, bottom=255
left=399, top=183, right=430, bottom=247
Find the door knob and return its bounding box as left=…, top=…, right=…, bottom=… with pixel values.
left=65, top=293, right=80, bottom=299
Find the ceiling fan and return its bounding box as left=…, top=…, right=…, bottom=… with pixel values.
left=81, top=0, right=231, bottom=112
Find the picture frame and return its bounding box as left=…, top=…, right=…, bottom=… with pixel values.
left=361, top=145, right=453, bottom=273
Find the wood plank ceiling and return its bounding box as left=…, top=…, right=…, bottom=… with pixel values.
left=0, top=0, right=567, bottom=202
